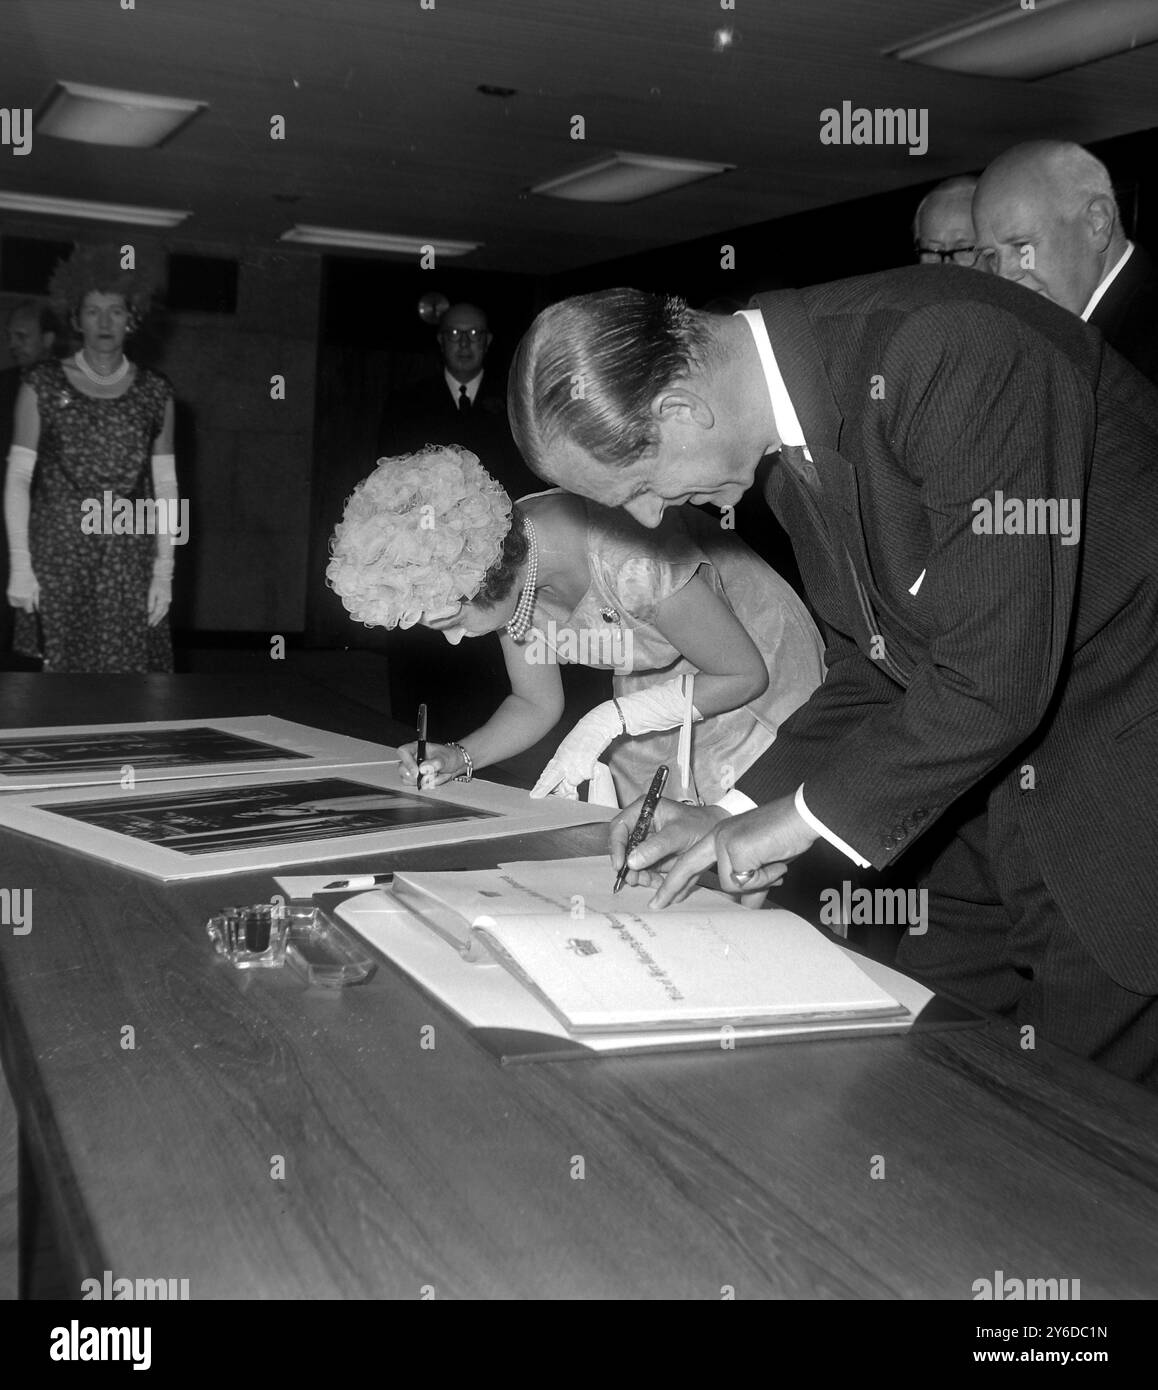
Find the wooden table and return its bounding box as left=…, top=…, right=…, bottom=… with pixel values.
left=1, top=675, right=1156, bottom=1300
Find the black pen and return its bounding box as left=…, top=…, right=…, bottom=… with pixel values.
left=613, top=764, right=669, bottom=893
left=416, top=703, right=427, bottom=789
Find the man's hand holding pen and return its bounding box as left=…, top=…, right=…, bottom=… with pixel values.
left=609, top=793, right=817, bottom=908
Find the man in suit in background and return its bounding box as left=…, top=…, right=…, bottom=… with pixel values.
left=377, top=301, right=539, bottom=499
left=375, top=302, right=539, bottom=731
left=912, top=175, right=978, bottom=267
left=1, top=300, right=56, bottom=659
left=508, top=272, right=1158, bottom=1085
left=973, top=140, right=1158, bottom=384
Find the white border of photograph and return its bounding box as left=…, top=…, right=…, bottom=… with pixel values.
left=0, top=762, right=612, bottom=880
left=0, top=716, right=398, bottom=791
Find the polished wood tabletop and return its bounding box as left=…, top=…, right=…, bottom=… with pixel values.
left=1, top=674, right=1156, bottom=1300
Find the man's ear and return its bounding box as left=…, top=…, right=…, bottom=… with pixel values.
left=651, top=386, right=714, bottom=429
left=1085, top=194, right=1117, bottom=252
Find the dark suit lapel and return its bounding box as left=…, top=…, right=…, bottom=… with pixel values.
left=755, top=292, right=915, bottom=686
left=1088, top=245, right=1150, bottom=342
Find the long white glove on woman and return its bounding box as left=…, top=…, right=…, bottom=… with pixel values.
left=530, top=678, right=702, bottom=799
left=5, top=445, right=38, bottom=611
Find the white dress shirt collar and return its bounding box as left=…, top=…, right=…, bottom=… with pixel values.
left=1081, top=242, right=1134, bottom=322
left=735, top=308, right=809, bottom=454
left=445, top=368, right=483, bottom=405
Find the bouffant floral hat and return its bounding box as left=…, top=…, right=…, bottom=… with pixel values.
left=326, top=445, right=512, bottom=629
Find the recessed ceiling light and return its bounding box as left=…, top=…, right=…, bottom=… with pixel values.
left=35, top=80, right=206, bottom=147
left=278, top=225, right=480, bottom=256
left=531, top=152, right=734, bottom=203
left=885, top=0, right=1158, bottom=80
left=477, top=84, right=517, bottom=98
left=0, top=191, right=190, bottom=228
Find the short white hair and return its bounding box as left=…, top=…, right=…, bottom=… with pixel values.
left=912, top=175, right=978, bottom=242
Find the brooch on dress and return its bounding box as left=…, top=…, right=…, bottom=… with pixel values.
left=599, top=606, right=621, bottom=624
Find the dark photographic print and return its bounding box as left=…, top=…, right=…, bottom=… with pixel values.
left=45, top=776, right=498, bottom=854
left=0, top=726, right=310, bottom=776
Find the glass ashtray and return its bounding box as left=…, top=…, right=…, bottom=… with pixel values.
left=207, top=901, right=375, bottom=986
left=286, top=904, right=376, bottom=988
left=206, top=902, right=291, bottom=969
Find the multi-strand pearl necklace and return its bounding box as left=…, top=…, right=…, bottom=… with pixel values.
left=505, top=516, right=538, bottom=643
left=74, top=350, right=130, bottom=386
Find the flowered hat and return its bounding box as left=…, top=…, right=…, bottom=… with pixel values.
left=326, top=445, right=512, bottom=629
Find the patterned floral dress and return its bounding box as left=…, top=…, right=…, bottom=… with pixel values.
left=15, top=360, right=174, bottom=673
left=522, top=491, right=827, bottom=804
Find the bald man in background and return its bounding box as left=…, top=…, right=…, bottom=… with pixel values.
left=912, top=176, right=979, bottom=267
left=974, top=140, right=1158, bottom=385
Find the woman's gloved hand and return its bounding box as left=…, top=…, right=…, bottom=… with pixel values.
left=7, top=561, right=39, bottom=613
left=530, top=679, right=702, bottom=799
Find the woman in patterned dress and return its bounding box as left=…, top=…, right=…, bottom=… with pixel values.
left=327, top=446, right=825, bottom=806
left=4, top=245, right=178, bottom=672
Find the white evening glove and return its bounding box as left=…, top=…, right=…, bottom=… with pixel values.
left=530, top=678, right=702, bottom=799
left=148, top=531, right=175, bottom=626
left=7, top=555, right=39, bottom=612
left=5, top=445, right=38, bottom=611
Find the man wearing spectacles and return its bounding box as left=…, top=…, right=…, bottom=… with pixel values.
left=912, top=175, right=979, bottom=269
left=377, top=299, right=537, bottom=495
left=437, top=302, right=493, bottom=408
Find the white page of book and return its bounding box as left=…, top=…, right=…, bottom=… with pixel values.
left=336, top=890, right=928, bottom=1056
left=472, top=907, right=904, bottom=1032
left=0, top=716, right=398, bottom=792
left=0, top=764, right=612, bottom=881
left=391, top=856, right=726, bottom=951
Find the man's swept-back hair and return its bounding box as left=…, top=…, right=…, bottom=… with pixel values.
left=508, top=288, right=712, bottom=475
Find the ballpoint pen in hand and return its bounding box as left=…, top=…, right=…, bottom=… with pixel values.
left=416, top=703, right=427, bottom=789
left=613, top=764, right=669, bottom=893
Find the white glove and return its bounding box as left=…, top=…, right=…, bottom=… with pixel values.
left=530, top=679, right=702, bottom=799
left=148, top=543, right=174, bottom=626
left=7, top=555, right=39, bottom=612
left=147, top=574, right=172, bottom=626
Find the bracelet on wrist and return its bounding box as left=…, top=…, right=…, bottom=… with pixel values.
left=612, top=698, right=627, bottom=737
left=446, top=741, right=474, bottom=782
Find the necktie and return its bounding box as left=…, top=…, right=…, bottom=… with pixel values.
left=458, top=384, right=471, bottom=413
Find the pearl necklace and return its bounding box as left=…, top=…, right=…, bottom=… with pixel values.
left=74, top=350, right=130, bottom=386
left=505, top=516, right=538, bottom=643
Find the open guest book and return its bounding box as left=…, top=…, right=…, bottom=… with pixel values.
left=324, top=857, right=981, bottom=1063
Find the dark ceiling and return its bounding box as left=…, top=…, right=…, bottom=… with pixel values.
left=2, top=0, right=1157, bottom=273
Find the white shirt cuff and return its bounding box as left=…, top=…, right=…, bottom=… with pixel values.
left=716, top=788, right=757, bottom=816
left=795, top=784, right=871, bottom=867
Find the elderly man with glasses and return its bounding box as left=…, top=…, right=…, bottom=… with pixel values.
left=912, top=176, right=980, bottom=268
left=377, top=300, right=538, bottom=499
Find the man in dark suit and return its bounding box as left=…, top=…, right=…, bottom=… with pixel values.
left=375, top=303, right=539, bottom=729
left=508, top=272, right=1158, bottom=1085
left=377, top=301, right=539, bottom=499
left=974, top=140, right=1158, bottom=384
